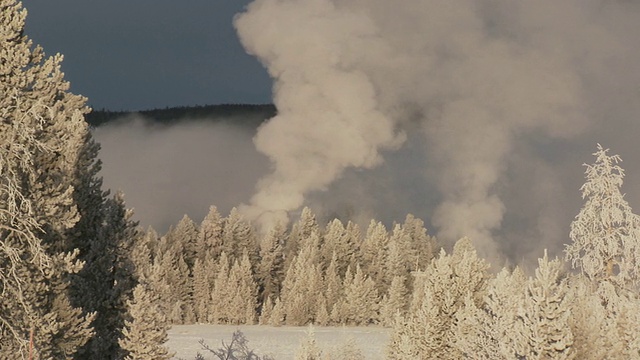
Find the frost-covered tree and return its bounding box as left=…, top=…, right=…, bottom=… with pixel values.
left=515, top=251, right=574, bottom=360
left=168, top=214, right=199, bottom=268
left=323, top=253, right=343, bottom=324
left=566, top=144, right=640, bottom=286
left=210, top=252, right=232, bottom=324
left=341, top=264, right=379, bottom=325
left=453, top=266, right=527, bottom=359
left=72, top=193, right=140, bottom=358
left=196, top=205, right=224, bottom=261
left=388, top=238, right=489, bottom=360
left=380, top=275, right=408, bottom=327
left=296, top=325, right=322, bottom=360
left=192, top=257, right=215, bottom=323
left=222, top=207, right=259, bottom=264
left=228, top=251, right=259, bottom=324
left=0, top=1, right=96, bottom=356
left=257, top=223, right=286, bottom=305
left=322, top=219, right=360, bottom=276
left=119, top=283, right=173, bottom=360
left=360, top=221, right=389, bottom=294
left=280, top=231, right=324, bottom=325
left=285, top=207, right=320, bottom=271
left=401, top=214, right=437, bottom=271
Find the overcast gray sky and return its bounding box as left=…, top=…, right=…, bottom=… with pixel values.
left=21, top=0, right=272, bottom=110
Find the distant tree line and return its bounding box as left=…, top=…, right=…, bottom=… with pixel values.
left=136, top=207, right=436, bottom=329
left=85, top=104, right=277, bottom=128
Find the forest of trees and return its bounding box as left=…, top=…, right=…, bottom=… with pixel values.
left=2, top=1, right=640, bottom=359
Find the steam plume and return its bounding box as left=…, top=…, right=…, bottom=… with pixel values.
left=233, top=0, right=640, bottom=261
left=234, top=0, right=405, bottom=229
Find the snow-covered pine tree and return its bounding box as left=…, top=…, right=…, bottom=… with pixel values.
left=222, top=207, right=259, bottom=265
left=321, top=219, right=360, bottom=276
left=210, top=252, right=232, bottom=324
left=72, top=193, right=140, bottom=358
left=119, top=283, right=173, bottom=360
left=257, top=223, right=286, bottom=306
left=1, top=1, right=95, bottom=356
left=401, top=214, right=437, bottom=271
left=515, top=251, right=574, bottom=360
left=323, top=252, right=343, bottom=325
left=388, top=238, right=489, bottom=360
left=192, top=257, right=215, bottom=323
left=285, top=207, right=320, bottom=271
left=196, top=205, right=224, bottom=262
left=341, top=264, right=379, bottom=325
left=568, top=276, right=618, bottom=360
left=359, top=221, right=389, bottom=294
left=566, top=144, right=640, bottom=287
left=453, top=266, right=527, bottom=359
left=169, top=214, right=199, bottom=269
left=295, top=325, right=322, bottom=360
left=280, top=231, right=324, bottom=325
left=228, top=251, right=258, bottom=325
left=379, top=275, right=408, bottom=327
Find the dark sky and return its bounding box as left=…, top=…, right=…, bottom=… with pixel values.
left=21, top=0, right=273, bottom=110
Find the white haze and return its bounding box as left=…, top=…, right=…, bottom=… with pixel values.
left=92, top=116, right=269, bottom=232
left=94, top=0, right=640, bottom=267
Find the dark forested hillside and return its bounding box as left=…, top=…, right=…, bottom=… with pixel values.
left=85, top=104, right=277, bottom=128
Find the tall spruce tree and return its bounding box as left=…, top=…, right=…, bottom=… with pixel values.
left=566, top=144, right=640, bottom=287
left=119, top=283, right=173, bottom=360
left=0, top=1, right=96, bottom=357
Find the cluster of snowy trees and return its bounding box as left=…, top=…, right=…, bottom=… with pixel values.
left=387, top=145, right=640, bottom=359
left=1, top=2, right=170, bottom=358
left=139, top=207, right=436, bottom=328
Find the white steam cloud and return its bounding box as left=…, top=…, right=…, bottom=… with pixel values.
left=93, top=116, right=268, bottom=231
left=234, top=0, right=640, bottom=260
left=234, top=0, right=406, bottom=229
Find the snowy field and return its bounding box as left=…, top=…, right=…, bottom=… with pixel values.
left=167, top=324, right=390, bottom=360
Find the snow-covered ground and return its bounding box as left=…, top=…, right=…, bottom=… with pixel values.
left=167, top=324, right=390, bottom=360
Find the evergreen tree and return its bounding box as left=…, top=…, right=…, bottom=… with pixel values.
left=257, top=223, right=286, bottom=305
left=453, top=266, right=527, bottom=359
left=566, top=144, right=640, bottom=287
left=222, top=207, right=259, bottom=264
left=295, top=325, right=322, bottom=360
left=170, top=214, right=199, bottom=268
left=401, top=214, right=437, bottom=271
left=515, top=251, right=574, bottom=360
left=210, top=252, right=232, bottom=324
left=380, top=275, right=408, bottom=327
left=323, top=252, right=343, bottom=324
left=568, top=276, right=617, bottom=360
left=389, top=238, right=489, bottom=360
left=119, top=283, right=173, bottom=360
left=228, top=252, right=258, bottom=325
left=196, top=205, right=224, bottom=261
left=322, top=219, right=359, bottom=276
left=341, top=264, right=379, bottom=325
left=0, top=1, right=95, bottom=356
left=72, top=193, right=140, bottom=358
left=280, top=231, right=323, bottom=325
left=359, top=221, right=389, bottom=294
left=191, top=257, right=215, bottom=323
left=285, top=207, right=319, bottom=271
